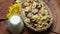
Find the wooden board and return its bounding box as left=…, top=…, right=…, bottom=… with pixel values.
left=0, top=0, right=60, bottom=34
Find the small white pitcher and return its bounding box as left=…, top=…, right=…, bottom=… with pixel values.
left=7, top=14, right=24, bottom=34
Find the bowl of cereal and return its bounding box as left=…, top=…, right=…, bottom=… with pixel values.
left=21, top=0, right=53, bottom=32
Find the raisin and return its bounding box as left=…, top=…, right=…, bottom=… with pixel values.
left=35, top=4, right=39, bottom=8
left=47, top=20, right=50, bottom=24
left=28, top=0, right=33, bottom=3
left=35, top=5, right=42, bottom=10
left=22, top=3, right=27, bottom=8
left=25, top=12, right=28, bottom=17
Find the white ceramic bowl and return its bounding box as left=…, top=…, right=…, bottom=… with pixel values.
left=21, top=0, right=53, bottom=32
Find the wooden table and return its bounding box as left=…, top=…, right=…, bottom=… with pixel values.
left=0, top=0, right=60, bottom=34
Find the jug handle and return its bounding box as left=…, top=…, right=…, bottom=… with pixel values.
left=0, top=18, right=8, bottom=22
left=0, top=18, right=8, bottom=25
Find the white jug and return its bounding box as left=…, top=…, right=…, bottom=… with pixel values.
left=7, top=14, right=24, bottom=34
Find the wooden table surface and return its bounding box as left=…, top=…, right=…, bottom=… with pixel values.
left=0, top=0, right=60, bottom=34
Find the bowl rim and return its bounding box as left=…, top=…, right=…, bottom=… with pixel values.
left=21, top=0, right=53, bottom=32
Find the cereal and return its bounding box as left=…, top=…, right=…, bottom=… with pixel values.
left=21, top=0, right=52, bottom=30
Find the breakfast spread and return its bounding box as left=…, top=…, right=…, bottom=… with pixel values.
left=5, top=0, right=53, bottom=32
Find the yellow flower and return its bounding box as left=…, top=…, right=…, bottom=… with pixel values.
left=6, top=13, right=12, bottom=18
left=6, top=0, right=20, bottom=18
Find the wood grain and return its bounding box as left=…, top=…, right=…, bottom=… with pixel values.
left=0, top=0, right=60, bottom=34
